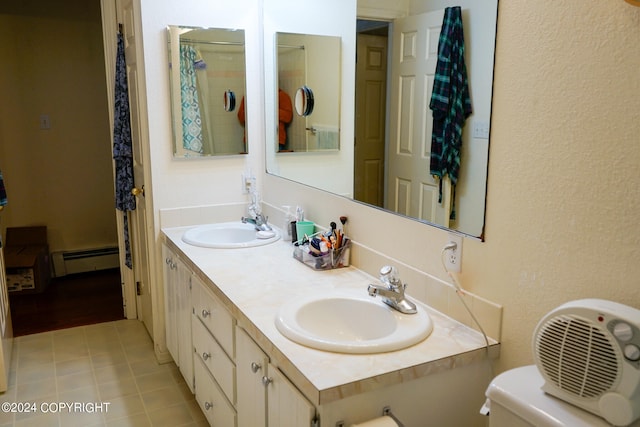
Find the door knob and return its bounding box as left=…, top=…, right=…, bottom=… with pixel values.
left=131, top=186, right=144, bottom=196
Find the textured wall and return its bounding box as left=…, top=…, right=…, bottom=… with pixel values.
left=465, top=0, right=640, bottom=371
left=267, top=0, right=640, bottom=374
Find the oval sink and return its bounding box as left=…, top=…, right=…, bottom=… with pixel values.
left=275, top=290, right=433, bottom=354
left=182, top=222, right=280, bottom=249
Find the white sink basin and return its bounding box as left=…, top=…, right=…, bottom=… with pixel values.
left=275, top=290, right=433, bottom=354
left=182, top=222, right=280, bottom=248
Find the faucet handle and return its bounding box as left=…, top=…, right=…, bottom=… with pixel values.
left=379, top=265, right=400, bottom=286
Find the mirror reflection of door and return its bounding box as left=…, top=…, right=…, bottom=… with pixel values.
left=354, top=23, right=388, bottom=208
left=386, top=10, right=451, bottom=226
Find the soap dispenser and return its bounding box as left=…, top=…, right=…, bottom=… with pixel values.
left=282, top=205, right=294, bottom=241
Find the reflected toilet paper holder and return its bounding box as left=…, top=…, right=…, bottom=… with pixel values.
left=335, top=406, right=404, bottom=427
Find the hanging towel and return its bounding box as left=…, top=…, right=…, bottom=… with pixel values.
left=180, top=45, right=204, bottom=153
left=0, top=170, right=6, bottom=248
left=429, top=6, right=472, bottom=218
left=0, top=170, right=7, bottom=208
left=113, top=31, right=136, bottom=269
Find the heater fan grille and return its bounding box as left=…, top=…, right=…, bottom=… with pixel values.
left=535, top=314, right=620, bottom=399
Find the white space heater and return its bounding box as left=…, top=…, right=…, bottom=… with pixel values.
left=533, top=299, right=640, bottom=426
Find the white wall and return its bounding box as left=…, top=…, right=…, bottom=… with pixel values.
left=263, top=0, right=356, bottom=198
left=139, top=0, right=264, bottom=217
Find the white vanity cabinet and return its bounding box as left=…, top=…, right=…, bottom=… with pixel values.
left=236, top=326, right=316, bottom=427
left=161, top=243, right=193, bottom=392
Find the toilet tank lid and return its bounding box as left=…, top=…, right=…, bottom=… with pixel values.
left=486, top=365, right=613, bottom=427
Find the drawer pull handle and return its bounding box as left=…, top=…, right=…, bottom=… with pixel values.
left=204, top=401, right=213, bottom=410
left=202, top=352, right=211, bottom=360
left=202, top=309, right=211, bottom=318
left=251, top=362, right=262, bottom=373
left=262, top=376, right=273, bottom=387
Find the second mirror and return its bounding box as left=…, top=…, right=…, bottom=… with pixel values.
left=276, top=32, right=341, bottom=152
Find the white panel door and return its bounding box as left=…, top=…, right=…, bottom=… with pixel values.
left=237, top=327, right=269, bottom=427
left=386, top=10, right=452, bottom=226
left=117, top=0, right=154, bottom=336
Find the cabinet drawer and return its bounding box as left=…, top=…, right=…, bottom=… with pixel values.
left=193, top=316, right=236, bottom=404
left=192, top=275, right=235, bottom=358
left=195, top=356, right=237, bottom=427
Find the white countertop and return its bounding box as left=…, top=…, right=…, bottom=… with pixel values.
left=163, top=226, right=499, bottom=406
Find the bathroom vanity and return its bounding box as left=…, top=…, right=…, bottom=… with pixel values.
left=162, top=225, right=498, bottom=426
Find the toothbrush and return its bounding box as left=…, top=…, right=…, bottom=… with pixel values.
left=339, top=216, right=348, bottom=237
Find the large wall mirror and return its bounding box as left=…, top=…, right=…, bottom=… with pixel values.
left=167, top=26, right=248, bottom=158
left=265, top=0, right=497, bottom=239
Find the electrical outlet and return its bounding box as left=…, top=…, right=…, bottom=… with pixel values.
left=472, top=120, right=490, bottom=139
left=444, top=233, right=463, bottom=273
left=241, top=173, right=256, bottom=194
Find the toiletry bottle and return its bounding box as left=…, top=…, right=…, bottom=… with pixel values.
left=282, top=206, right=294, bottom=242
left=292, top=206, right=304, bottom=244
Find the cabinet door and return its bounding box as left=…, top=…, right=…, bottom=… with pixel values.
left=161, top=244, right=178, bottom=361
left=267, top=364, right=316, bottom=427
left=236, top=327, right=268, bottom=427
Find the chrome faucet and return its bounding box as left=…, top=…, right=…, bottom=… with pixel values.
left=241, top=213, right=272, bottom=232
left=367, top=265, right=417, bottom=314
left=241, top=190, right=273, bottom=232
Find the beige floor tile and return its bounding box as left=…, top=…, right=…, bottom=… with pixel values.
left=140, top=385, right=184, bottom=411
left=91, top=348, right=128, bottom=370
left=94, top=362, right=133, bottom=385
left=55, top=355, right=92, bottom=377
left=128, top=359, right=170, bottom=378
left=56, top=370, right=97, bottom=393
left=58, top=384, right=101, bottom=402
left=98, top=376, right=139, bottom=400
left=13, top=412, right=59, bottom=427
left=4, top=320, right=205, bottom=427
left=104, top=394, right=146, bottom=421
left=105, top=412, right=151, bottom=427
left=134, top=370, right=175, bottom=394
left=146, top=402, right=196, bottom=427
left=15, top=362, right=55, bottom=384
left=15, top=378, right=56, bottom=401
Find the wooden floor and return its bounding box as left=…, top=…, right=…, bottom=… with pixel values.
left=8, top=268, right=125, bottom=337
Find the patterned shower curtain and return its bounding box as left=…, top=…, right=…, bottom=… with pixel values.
left=180, top=45, right=204, bottom=153
left=113, top=31, right=136, bottom=269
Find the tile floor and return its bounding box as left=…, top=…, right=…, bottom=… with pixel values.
left=0, top=320, right=208, bottom=427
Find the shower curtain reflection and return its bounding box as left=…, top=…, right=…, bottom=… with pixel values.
left=180, top=45, right=206, bottom=154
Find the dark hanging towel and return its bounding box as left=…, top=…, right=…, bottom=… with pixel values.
left=429, top=6, right=472, bottom=219
left=0, top=169, right=6, bottom=248
left=113, top=30, right=136, bottom=269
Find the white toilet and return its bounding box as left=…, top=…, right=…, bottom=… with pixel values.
left=485, top=365, right=640, bottom=427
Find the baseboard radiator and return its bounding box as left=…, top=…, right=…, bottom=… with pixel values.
left=52, top=247, right=120, bottom=277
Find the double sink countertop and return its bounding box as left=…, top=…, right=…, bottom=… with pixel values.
left=162, top=226, right=499, bottom=406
